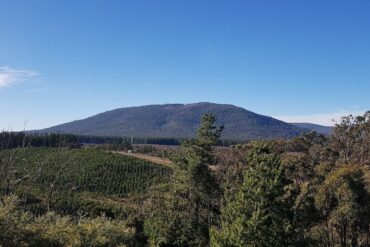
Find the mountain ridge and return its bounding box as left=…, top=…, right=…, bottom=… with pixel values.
left=36, top=102, right=323, bottom=140
left=291, top=122, right=333, bottom=136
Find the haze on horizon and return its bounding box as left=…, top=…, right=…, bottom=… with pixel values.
left=0, top=0, right=369, bottom=130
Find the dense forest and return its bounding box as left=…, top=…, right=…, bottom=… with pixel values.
left=0, top=132, right=181, bottom=147
left=1, top=112, right=369, bottom=246
left=0, top=132, right=80, bottom=149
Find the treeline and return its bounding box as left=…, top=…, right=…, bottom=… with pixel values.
left=78, top=135, right=183, bottom=145
left=0, top=132, right=182, bottom=149
left=78, top=135, right=241, bottom=146
left=0, top=132, right=80, bottom=150
left=0, top=131, right=242, bottom=150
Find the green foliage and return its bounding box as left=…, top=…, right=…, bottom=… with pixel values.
left=211, top=143, right=294, bottom=247
left=145, top=114, right=223, bottom=246
left=0, top=147, right=171, bottom=219
left=0, top=148, right=170, bottom=197
left=307, top=114, right=370, bottom=247
left=313, top=165, right=370, bottom=246
left=0, top=195, right=135, bottom=247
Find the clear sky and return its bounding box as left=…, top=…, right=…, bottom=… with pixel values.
left=0, top=0, right=369, bottom=130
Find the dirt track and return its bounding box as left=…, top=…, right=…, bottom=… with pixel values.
left=112, top=151, right=173, bottom=167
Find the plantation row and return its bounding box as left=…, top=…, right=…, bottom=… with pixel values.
left=0, top=148, right=171, bottom=198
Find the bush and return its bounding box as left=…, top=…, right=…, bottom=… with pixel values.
left=0, top=196, right=135, bottom=247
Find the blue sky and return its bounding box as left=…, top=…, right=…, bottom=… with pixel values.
left=0, top=0, right=369, bottom=130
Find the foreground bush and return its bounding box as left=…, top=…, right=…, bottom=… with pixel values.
left=0, top=196, right=135, bottom=247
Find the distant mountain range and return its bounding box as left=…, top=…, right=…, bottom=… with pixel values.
left=291, top=123, right=333, bottom=136
left=36, top=103, right=331, bottom=140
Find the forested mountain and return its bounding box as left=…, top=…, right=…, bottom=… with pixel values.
left=37, top=103, right=309, bottom=140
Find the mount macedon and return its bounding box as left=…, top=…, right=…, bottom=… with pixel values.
left=36, top=103, right=332, bottom=140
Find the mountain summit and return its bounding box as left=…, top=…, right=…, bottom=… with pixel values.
left=38, top=103, right=308, bottom=140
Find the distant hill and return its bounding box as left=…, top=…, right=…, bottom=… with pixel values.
left=36, top=103, right=309, bottom=140
left=291, top=123, right=333, bottom=136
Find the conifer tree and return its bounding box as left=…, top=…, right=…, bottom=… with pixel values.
left=145, top=114, right=223, bottom=246
left=210, top=143, right=293, bottom=247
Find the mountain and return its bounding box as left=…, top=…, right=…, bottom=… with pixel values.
left=37, top=103, right=309, bottom=140
left=291, top=123, right=333, bottom=136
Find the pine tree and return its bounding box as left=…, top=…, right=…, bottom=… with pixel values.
left=145, top=114, right=223, bottom=246
left=210, top=143, right=293, bottom=247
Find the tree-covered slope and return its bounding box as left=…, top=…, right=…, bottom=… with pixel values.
left=37, top=103, right=307, bottom=140
left=291, top=123, right=333, bottom=135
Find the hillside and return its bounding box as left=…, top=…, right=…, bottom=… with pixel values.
left=37, top=103, right=308, bottom=140
left=291, top=123, right=333, bottom=135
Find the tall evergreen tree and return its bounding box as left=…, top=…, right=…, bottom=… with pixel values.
left=210, top=143, right=293, bottom=247
left=145, top=114, right=223, bottom=246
